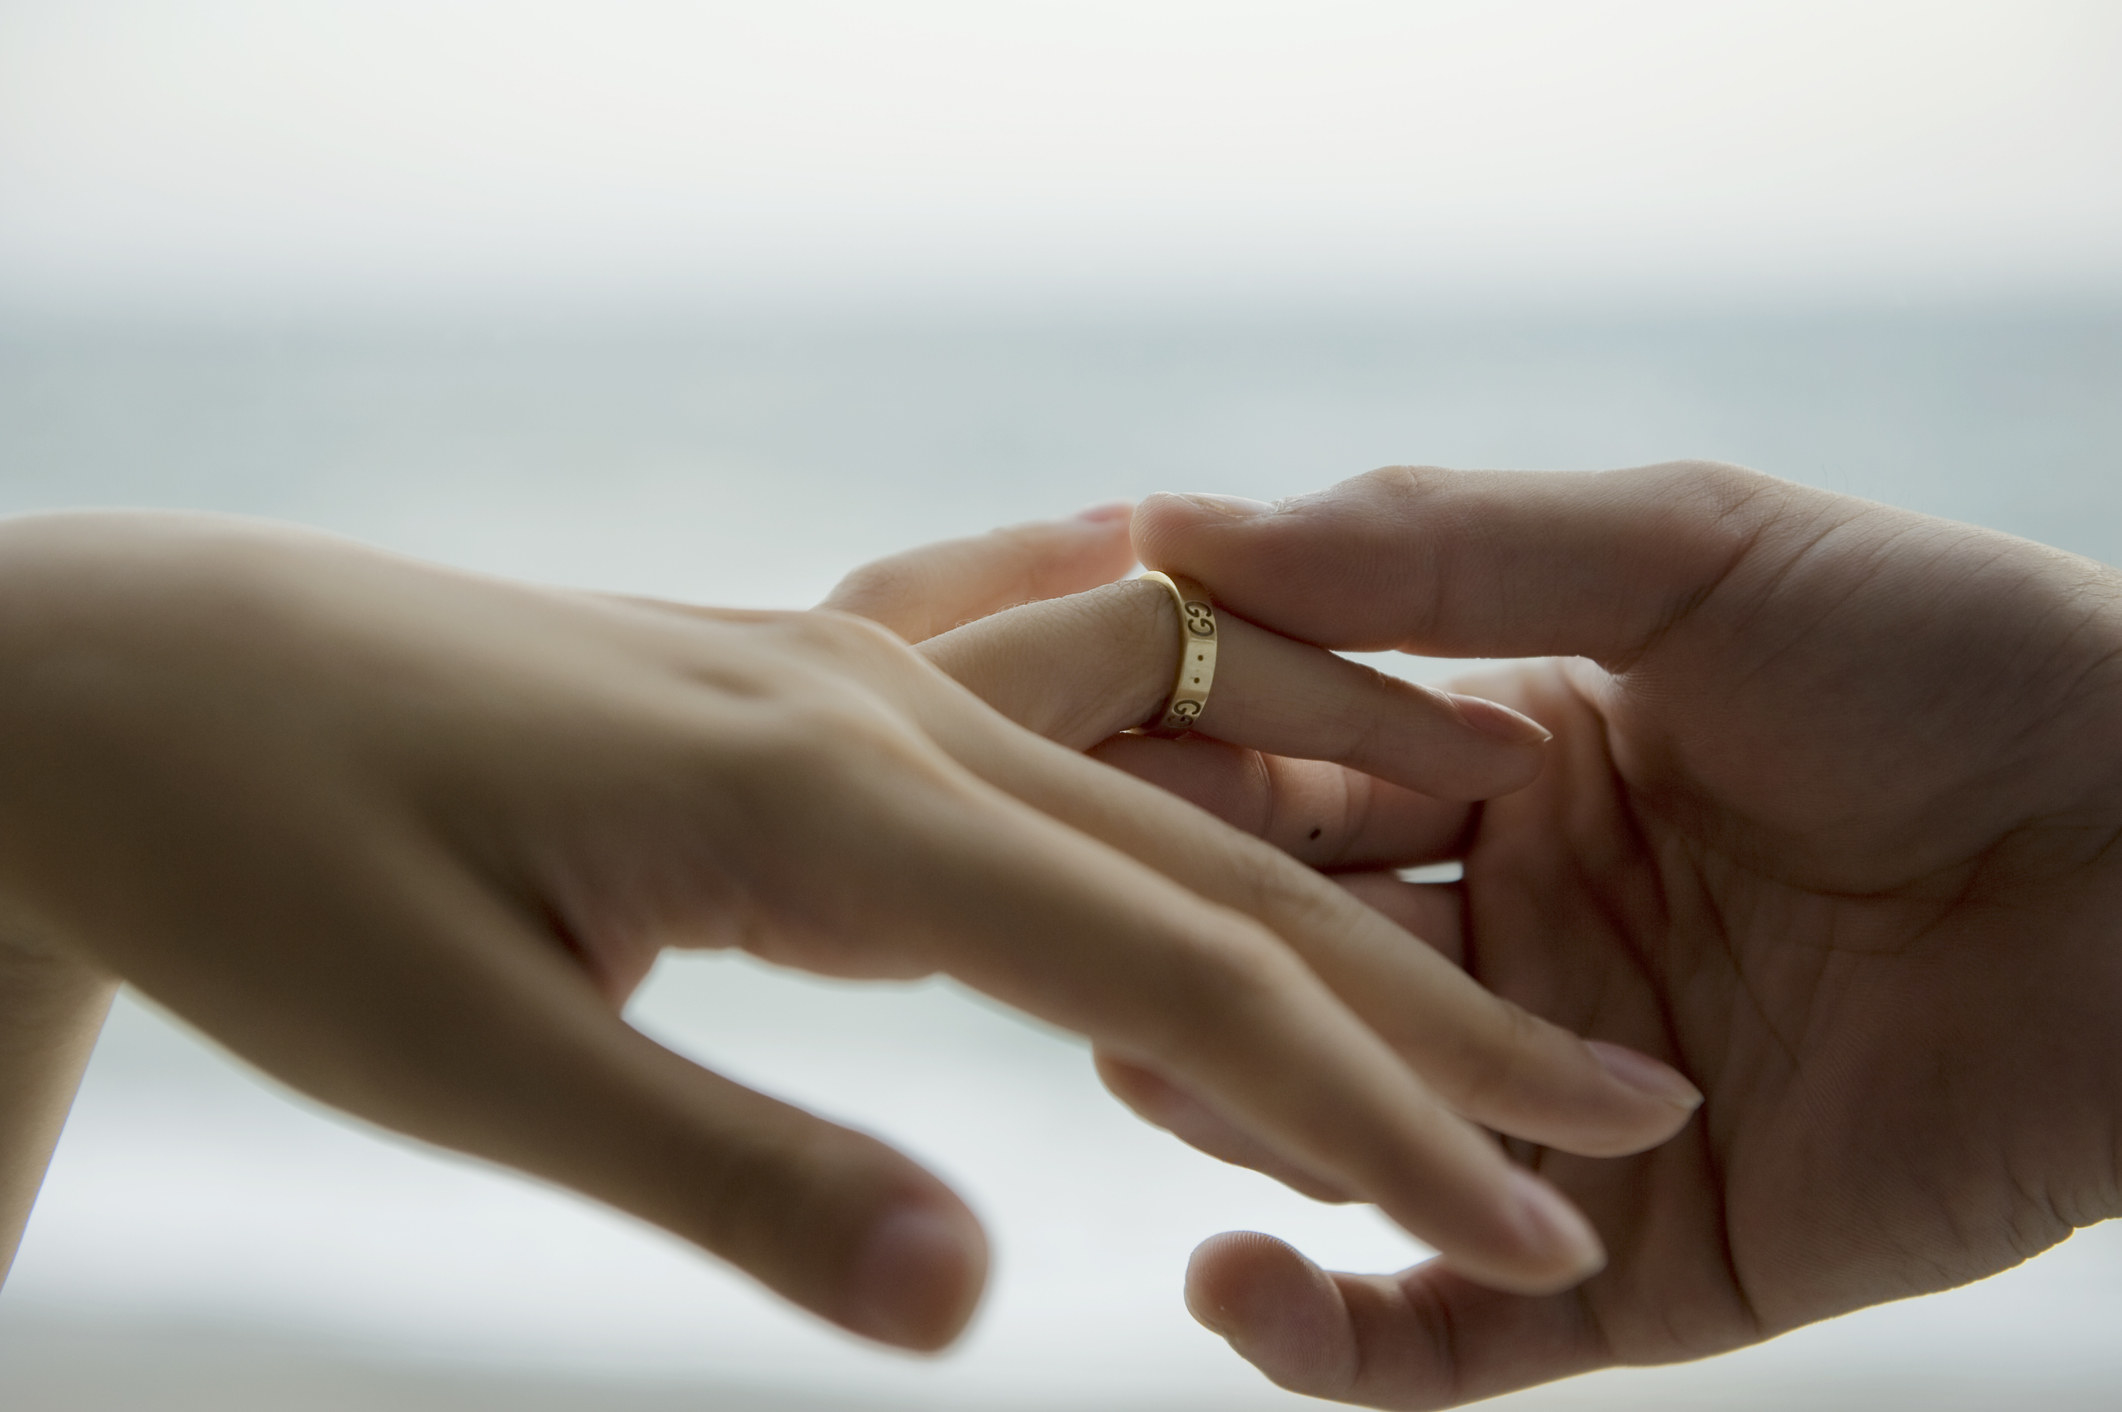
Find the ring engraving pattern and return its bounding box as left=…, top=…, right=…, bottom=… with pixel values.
left=1136, top=571, right=1219, bottom=736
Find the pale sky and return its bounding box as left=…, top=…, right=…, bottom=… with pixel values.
left=2, top=0, right=2119, bottom=312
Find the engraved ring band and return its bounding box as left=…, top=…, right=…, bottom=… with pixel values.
left=1137, top=570, right=1219, bottom=736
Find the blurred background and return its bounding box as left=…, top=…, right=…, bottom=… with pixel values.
left=3, top=3, right=2120, bottom=1408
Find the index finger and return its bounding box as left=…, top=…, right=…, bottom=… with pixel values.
left=1130, top=463, right=1785, bottom=664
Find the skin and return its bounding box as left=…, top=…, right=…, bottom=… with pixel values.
left=1124, top=462, right=2122, bottom=1408
left=0, top=505, right=1700, bottom=1351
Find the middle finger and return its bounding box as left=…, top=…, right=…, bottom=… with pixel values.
left=894, top=668, right=1702, bottom=1164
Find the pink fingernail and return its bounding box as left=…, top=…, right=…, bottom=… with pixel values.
left=1448, top=693, right=1553, bottom=746
left=1588, top=1040, right=1704, bottom=1111
left=1176, top=493, right=1276, bottom=518
left=1507, top=1170, right=1606, bottom=1280
left=1073, top=500, right=1134, bottom=523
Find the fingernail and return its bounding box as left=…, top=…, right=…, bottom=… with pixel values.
left=845, top=1203, right=983, bottom=1349
left=1507, top=1169, right=1606, bottom=1280
left=1448, top=693, right=1553, bottom=746
left=1073, top=500, right=1134, bottom=523
left=1588, top=1040, right=1705, bottom=1111
left=1175, top=493, right=1276, bottom=518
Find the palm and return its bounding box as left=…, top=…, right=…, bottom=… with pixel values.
left=1457, top=503, right=2122, bottom=1362
left=1138, top=466, right=2122, bottom=1405
left=1145, top=471, right=2122, bottom=1401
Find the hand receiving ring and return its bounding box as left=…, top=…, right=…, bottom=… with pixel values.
left=1137, top=570, right=1219, bottom=735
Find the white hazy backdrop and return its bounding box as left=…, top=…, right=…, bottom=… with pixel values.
left=4, top=0, right=2122, bottom=312
left=2, top=4, right=2121, bottom=1410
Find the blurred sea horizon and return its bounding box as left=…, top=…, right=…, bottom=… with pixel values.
left=6, top=304, right=2119, bottom=589
left=3, top=303, right=2120, bottom=1409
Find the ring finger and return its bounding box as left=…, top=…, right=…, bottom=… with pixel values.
left=918, top=576, right=1548, bottom=802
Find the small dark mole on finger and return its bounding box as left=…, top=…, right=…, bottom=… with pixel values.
left=1308, top=827, right=1323, bottom=840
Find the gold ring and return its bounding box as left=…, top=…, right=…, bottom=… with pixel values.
left=1137, top=570, right=1218, bottom=736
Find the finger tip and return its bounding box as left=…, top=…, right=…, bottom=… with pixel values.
left=1062, top=503, right=1141, bottom=570
left=1072, top=499, right=1135, bottom=525
left=1070, top=507, right=1140, bottom=563
left=843, top=1198, right=990, bottom=1352
left=1586, top=1039, right=1705, bottom=1116
left=1445, top=692, right=1553, bottom=749
left=1396, top=1171, right=1605, bottom=1298
left=1131, top=490, right=1207, bottom=522
left=1186, top=1232, right=1356, bottom=1393
left=1495, top=1170, right=1607, bottom=1294
left=1185, top=1231, right=1307, bottom=1332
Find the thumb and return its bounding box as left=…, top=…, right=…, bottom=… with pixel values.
left=1132, top=462, right=1790, bottom=664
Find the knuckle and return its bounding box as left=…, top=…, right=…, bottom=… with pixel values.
left=1105, top=577, right=1183, bottom=660
left=1026, top=581, right=1177, bottom=741
left=725, top=698, right=928, bottom=809
left=1240, top=748, right=1289, bottom=843
left=768, top=607, right=932, bottom=688
left=711, top=703, right=955, bottom=901
left=1124, top=915, right=1309, bottom=1068
left=1233, top=850, right=1365, bottom=959
left=829, top=556, right=927, bottom=618
left=1067, top=577, right=1170, bottom=645
left=1643, top=459, right=1789, bottom=541
left=1600, top=462, right=1800, bottom=654
left=1659, top=456, right=1763, bottom=493
left=795, top=604, right=917, bottom=658
left=708, top=614, right=954, bottom=815
left=1360, top=463, right=1453, bottom=500
left=1317, top=661, right=1404, bottom=762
